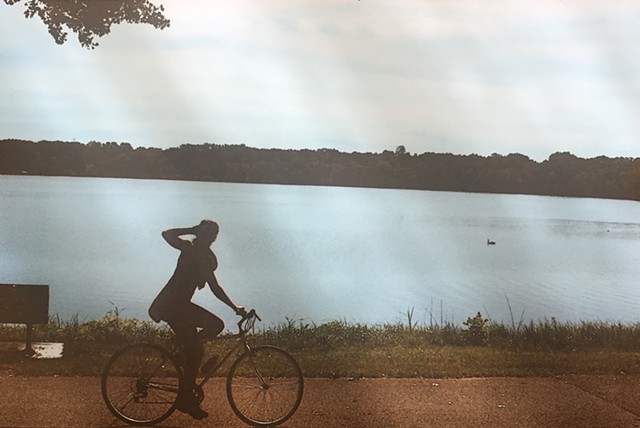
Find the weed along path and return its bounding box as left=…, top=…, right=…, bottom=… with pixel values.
left=1, top=375, right=640, bottom=427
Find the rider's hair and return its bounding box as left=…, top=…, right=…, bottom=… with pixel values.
left=197, top=219, right=219, bottom=236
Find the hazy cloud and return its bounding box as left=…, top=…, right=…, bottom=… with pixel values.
left=1, top=0, right=639, bottom=160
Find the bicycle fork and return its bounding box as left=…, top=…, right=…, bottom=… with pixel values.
left=245, top=347, right=270, bottom=391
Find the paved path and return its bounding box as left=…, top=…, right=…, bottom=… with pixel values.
left=2, top=375, right=640, bottom=427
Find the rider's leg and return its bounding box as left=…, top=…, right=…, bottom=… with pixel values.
left=164, top=316, right=207, bottom=419
left=187, top=303, right=224, bottom=341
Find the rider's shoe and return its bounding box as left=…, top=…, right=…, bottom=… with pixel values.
left=185, top=404, right=209, bottom=420
left=200, top=355, right=218, bottom=376
left=176, top=395, right=209, bottom=420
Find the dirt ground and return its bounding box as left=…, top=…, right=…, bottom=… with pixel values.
left=2, top=342, right=640, bottom=427
left=2, top=374, right=640, bottom=427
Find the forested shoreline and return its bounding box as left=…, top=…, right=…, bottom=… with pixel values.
left=1, top=139, right=639, bottom=201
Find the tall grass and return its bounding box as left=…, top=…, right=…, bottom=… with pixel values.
left=4, top=309, right=640, bottom=353
left=254, top=316, right=640, bottom=353
left=0, top=308, right=172, bottom=373
left=0, top=309, right=172, bottom=345
left=3, top=308, right=640, bottom=377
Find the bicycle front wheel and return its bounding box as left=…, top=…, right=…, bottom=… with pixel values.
left=101, top=343, right=181, bottom=426
left=227, top=345, right=304, bottom=426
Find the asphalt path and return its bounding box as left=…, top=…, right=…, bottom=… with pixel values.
left=2, top=375, right=640, bottom=427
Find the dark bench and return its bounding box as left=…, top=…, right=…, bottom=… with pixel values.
left=0, top=284, right=49, bottom=355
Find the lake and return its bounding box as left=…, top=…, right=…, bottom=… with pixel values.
left=1, top=175, right=639, bottom=329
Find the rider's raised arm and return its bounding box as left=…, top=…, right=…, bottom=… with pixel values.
left=162, top=227, right=196, bottom=251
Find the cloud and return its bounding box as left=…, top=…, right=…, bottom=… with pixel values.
left=1, top=0, right=639, bottom=160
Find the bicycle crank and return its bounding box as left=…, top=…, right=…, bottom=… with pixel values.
left=193, top=385, right=205, bottom=404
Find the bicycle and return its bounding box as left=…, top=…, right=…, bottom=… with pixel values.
left=101, top=309, right=304, bottom=426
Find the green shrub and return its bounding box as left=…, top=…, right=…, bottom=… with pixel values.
left=463, top=312, right=489, bottom=346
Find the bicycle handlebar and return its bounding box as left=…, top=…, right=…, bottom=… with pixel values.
left=237, top=309, right=261, bottom=333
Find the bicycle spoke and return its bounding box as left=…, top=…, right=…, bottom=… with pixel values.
left=102, top=344, right=180, bottom=426
left=227, top=346, right=303, bottom=426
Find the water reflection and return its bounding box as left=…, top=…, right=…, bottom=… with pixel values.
left=1, top=175, right=639, bottom=327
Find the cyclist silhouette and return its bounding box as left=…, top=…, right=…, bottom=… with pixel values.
left=149, top=220, right=245, bottom=419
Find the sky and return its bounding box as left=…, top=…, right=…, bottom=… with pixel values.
left=1, top=0, right=639, bottom=161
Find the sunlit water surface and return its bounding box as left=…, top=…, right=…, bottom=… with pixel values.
left=1, top=175, right=639, bottom=328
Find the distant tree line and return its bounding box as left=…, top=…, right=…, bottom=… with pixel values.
left=1, top=139, right=639, bottom=201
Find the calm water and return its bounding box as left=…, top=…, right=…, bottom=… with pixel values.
left=1, top=175, right=640, bottom=328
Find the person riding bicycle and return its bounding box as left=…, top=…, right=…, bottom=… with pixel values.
left=149, top=220, right=245, bottom=420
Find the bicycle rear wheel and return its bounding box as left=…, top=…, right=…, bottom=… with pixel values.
left=101, top=343, right=181, bottom=426
left=227, top=345, right=304, bottom=426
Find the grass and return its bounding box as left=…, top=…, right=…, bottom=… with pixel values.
left=2, top=310, right=640, bottom=378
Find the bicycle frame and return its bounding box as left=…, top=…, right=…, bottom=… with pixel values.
left=142, top=313, right=258, bottom=396
left=102, top=309, right=303, bottom=427
left=198, top=333, right=252, bottom=386
left=197, top=309, right=261, bottom=386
